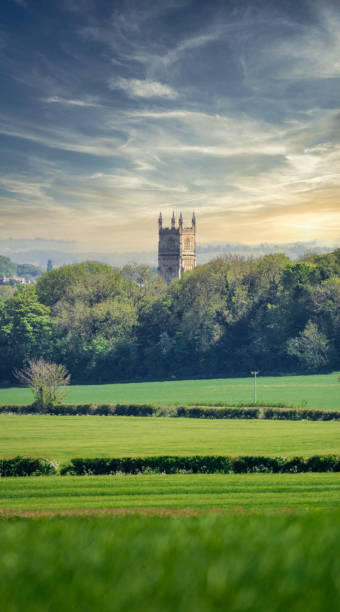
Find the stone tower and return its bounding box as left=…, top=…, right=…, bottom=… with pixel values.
left=158, top=212, right=196, bottom=283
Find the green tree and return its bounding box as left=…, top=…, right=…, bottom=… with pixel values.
left=16, top=263, right=43, bottom=280
left=0, top=255, right=17, bottom=278
left=286, top=321, right=330, bottom=371
left=36, top=261, right=132, bottom=307
left=0, top=286, right=52, bottom=376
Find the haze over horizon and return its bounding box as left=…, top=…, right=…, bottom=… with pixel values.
left=1, top=0, right=340, bottom=252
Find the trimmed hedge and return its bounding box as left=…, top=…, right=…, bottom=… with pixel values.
left=60, top=454, right=340, bottom=476
left=1, top=403, right=340, bottom=421
left=1, top=454, right=340, bottom=476
left=0, top=456, right=57, bottom=477
left=263, top=408, right=340, bottom=421
left=176, top=406, right=260, bottom=419
left=0, top=403, right=155, bottom=417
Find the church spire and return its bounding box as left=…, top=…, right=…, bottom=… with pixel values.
left=171, top=211, right=176, bottom=228
left=192, top=211, right=196, bottom=231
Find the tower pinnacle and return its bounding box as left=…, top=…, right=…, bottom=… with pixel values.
left=158, top=212, right=196, bottom=284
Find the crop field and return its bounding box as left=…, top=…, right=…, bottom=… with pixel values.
left=0, top=371, right=339, bottom=410
left=1, top=415, right=340, bottom=461
left=1, top=512, right=340, bottom=612
left=1, top=473, right=340, bottom=512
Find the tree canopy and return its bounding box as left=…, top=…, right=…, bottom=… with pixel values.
left=0, top=252, right=339, bottom=382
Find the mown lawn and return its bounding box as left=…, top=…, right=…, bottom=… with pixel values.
left=1, top=473, right=340, bottom=512
left=1, top=415, right=340, bottom=462
left=1, top=512, right=340, bottom=611
left=0, top=371, right=339, bottom=409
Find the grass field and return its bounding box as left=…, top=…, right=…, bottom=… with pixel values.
left=1, top=473, right=340, bottom=512
left=1, top=377, right=339, bottom=611
left=1, top=415, right=340, bottom=461
left=0, top=371, right=339, bottom=409
left=1, top=512, right=340, bottom=611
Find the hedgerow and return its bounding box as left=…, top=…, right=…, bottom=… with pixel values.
left=263, top=408, right=340, bottom=421
left=60, top=455, right=340, bottom=476
left=0, top=403, right=340, bottom=420
left=176, top=406, right=260, bottom=419
left=1, top=454, right=340, bottom=477
left=0, top=456, right=56, bottom=477
left=0, top=403, right=155, bottom=417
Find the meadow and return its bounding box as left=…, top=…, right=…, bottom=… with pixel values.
left=1, top=473, right=340, bottom=512
left=1, top=415, right=340, bottom=461
left=1, top=383, right=339, bottom=611
left=1, top=512, right=340, bottom=612
left=0, top=371, right=339, bottom=410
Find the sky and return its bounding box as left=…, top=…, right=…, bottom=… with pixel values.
left=0, top=0, right=340, bottom=252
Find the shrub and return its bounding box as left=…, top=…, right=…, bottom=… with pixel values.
left=280, top=457, right=307, bottom=473
left=305, top=455, right=340, bottom=472
left=231, top=456, right=284, bottom=473
left=176, top=406, right=260, bottom=419
left=114, top=404, right=155, bottom=416
left=0, top=456, right=56, bottom=477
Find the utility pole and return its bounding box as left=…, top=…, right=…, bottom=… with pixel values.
left=250, top=371, right=259, bottom=403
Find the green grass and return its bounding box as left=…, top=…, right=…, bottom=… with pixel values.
left=1, top=415, right=340, bottom=462
left=0, top=371, right=339, bottom=409
left=1, top=473, right=340, bottom=512
left=1, top=512, right=340, bottom=611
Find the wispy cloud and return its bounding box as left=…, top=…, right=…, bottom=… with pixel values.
left=0, top=176, right=53, bottom=202
left=272, top=9, right=340, bottom=80
left=109, top=78, right=178, bottom=99
left=90, top=171, right=187, bottom=193
left=42, top=96, right=101, bottom=107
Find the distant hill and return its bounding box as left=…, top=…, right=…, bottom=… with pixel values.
left=0, top=255, right=42, bottom=281
left=0, top=238, right=337, bottom=269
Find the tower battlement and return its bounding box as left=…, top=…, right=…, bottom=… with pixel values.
left=158, top=212, right=196, bottom=284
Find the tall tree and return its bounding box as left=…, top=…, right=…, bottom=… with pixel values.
left=0, top=286, right=52, bottom=377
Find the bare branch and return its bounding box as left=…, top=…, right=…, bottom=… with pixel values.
left=14, top=358, right=71, bottom=408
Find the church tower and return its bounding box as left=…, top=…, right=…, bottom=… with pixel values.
left=158, top=212, right=196, bottom=284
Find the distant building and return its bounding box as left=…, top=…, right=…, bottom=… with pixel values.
left=158, top=212, right=196, bottom=284
left=0, top=275, right=30, bottom=285
left=47, top=259, right=53, bottom=273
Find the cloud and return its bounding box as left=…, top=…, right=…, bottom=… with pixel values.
left=109, top=78, right=178, bottom=99
left=0, top=177, right=53, bottom=202
left=90, top=171, right=187, bottom=193
left=272, top=8, right=340, bottom=80
left=0, top=116, right=124, bottom=157
left=239, top=4, right=340, bottom=98
left=42, top=96, right=101, bottom=107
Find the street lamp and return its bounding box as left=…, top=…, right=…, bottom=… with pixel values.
left=250, top=371, right=260, bottom=403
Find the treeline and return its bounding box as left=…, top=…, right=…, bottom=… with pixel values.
left=0, top=255, right=42, bottom=282
left=0, top=251, right=339, bottom=383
